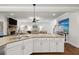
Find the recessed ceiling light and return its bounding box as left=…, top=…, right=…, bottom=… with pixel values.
left=52, top=13, right=56, bottom=16
left=10, top=13, right=14, bottom=16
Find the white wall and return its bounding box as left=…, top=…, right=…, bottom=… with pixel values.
left=56, top=12, right=79, bottom=48
left=69, top=13, right=79, bottom=48
left=17, top=18, right=53, bottom=34
left=0, top=15, right=7, bottom=35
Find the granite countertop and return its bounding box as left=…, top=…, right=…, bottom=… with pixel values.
left=29, top=34, right=64, bottom=38
left=0, top=35, right=29, bottom=47
left=0, top=34, right=64, bottom=47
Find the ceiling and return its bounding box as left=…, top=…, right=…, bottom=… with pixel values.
left=0, top=12, right=65, bottom=19
left=0, top=4, right=79, bottom=19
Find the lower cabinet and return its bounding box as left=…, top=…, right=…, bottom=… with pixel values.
left=5, top=46, right=23, bottom=55
left=55, top=38, right=64, bottom=52
left=41, top=38, right=49, bottom=52
left=5, top=39, right=33, bottom=55
left=33, top=38, right=49, bottom=52
left=33, top=38, right=50, bottom=53
left=49, top=38, right=56, bottom=52
left=33, top=38, right=64, bottom=53
left=5, top=37, right=64, bottom=55
left=5, top=41, right=23, bottom=55
left=23, top=39, right=33, bottom=55
left=49, top=38, right=64, bottom=52
left=33, top=38, right=42, bottom=52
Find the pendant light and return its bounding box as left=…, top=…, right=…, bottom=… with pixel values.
left=33, top=4, right=36, bottom=23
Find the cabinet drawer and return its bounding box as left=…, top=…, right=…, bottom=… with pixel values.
left=6, top=41, right=23, bottom=49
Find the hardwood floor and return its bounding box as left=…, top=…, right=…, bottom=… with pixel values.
left=32, top=43, right=79, bottom=55
left=64, top=43, right=79, bottom=55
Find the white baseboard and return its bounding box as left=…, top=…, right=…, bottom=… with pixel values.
left=66, top=41, right=79, bottom=48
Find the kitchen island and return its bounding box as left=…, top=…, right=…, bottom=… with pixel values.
left=0, top=34, right=64, bottom=55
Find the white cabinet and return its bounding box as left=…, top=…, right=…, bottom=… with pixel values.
left=5, top=41, right=23, bottom=55
left=49, top=38, right=64, bottom=52
left=5, top=45, right=23, bottom=55
left=55, top=38, right=64, bottom=52
left=5, top=38, right=33, bottom=55
left=33, top=38, right=42, bottom=52
left=42, top=38, right=49, bottom=52
left=49, top=38, right=56, bottom=52
left=33, top=38, right=64, bottom=53
left=33, top=38, right=49, bottom=52
left=6, top=41, right=23, bottom=49
left=23, top=39, right=33, bottom=55
left=5, top=37, right=64, bottom=55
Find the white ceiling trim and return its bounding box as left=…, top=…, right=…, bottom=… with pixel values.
left=0, top=6, right=79, bottom=12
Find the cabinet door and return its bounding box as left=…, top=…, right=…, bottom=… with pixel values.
left=23, top=39, right=33, bottom=55
left=49, top=38, right=56, bottom=52
left=42, top=38, right=49, bottom=52
left=55, top=38, right=64, bottom=52
left=5, top=44, right=23, bottom=55
left=33, top=38, right=42, bottom=52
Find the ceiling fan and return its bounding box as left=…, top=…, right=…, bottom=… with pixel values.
left=32, top=4, right=39, bottom=23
